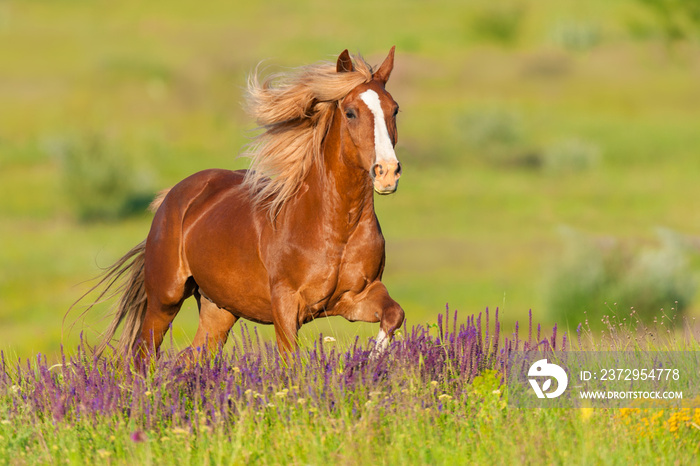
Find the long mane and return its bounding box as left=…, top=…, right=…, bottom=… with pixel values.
left=243, top=53, right=374, bottom=220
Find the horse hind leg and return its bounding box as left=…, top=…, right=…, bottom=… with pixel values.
left=192, top=290, right=238, bottom=351
left=139, top=233, right=196, bottom=357
left=174, top=291, right=237, bottom=365
left=137, top=276, right=195, bottom=357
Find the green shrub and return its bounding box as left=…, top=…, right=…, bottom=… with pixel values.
left=56, top=134, right=153, bottom=222
left=459, top=108, right=537, bottom=167
left=633, top=0, right=700, bottom=42
left=469, top=4, right=525, bottom=45
left=550, top=20, right=602, bottom=52
left=542, top=137, right=601, bottom=173
left=545, top=228, right=697, bottom=328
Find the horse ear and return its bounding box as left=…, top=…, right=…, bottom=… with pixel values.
left=336, top=49, right=354, bottom=73
left=373, top=46, right=395, bottom=84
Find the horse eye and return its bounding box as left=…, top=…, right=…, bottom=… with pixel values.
left=393, top=107, right=400, bottom=117
left=345, top=109, right=357, bottom=119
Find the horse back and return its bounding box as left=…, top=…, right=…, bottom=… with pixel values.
left=150, top=169, right=273, bottom=321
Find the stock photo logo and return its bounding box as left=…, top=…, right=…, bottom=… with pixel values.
left=528, top=359, right=569, bottom=399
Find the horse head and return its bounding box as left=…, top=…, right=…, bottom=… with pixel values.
left=337, top=47, right=402, bottom=195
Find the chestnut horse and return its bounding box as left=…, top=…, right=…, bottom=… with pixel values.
left=87, top=48, right=404, bottom=358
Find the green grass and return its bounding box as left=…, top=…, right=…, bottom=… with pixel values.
left=3, top=404, right=698, bottom=465
left=2, top=0, right=700, bottom=361
left=1, top=315, right=699, bottom=465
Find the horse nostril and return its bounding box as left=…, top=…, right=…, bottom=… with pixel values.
left=372, top=163, right=384, bottom=179
left=394, top=162, right=402, bottom=177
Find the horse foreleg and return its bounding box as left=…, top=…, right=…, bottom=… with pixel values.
left=339, top=281, right=405, bottom=354
left=270, top=287, right=302, bottom=355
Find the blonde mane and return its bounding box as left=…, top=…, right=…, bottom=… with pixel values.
left=243, top=53, right=374, bottom=220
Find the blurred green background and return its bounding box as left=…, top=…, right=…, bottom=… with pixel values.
left=2, top=0, right=700, bottom=360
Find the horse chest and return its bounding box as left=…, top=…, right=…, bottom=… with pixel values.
left=297, top=221, right=385, bottom=313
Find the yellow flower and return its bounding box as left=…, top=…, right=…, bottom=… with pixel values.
left=438, top=394, right=452, bottom=401
left=579, top=407, right=593, bottom=421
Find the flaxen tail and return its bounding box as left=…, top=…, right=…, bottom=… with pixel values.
left=76, top=240, right=149, bottom=357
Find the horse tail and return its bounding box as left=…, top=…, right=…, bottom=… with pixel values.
left=148, top=188, right=171, bottom=213
left=78, top=240, right=149, bottom=358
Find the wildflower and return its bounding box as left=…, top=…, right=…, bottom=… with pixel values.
left=438, top=394, right=452, bottom=401
left=232, top=366, right=241, bottom=374
left=430, top=381, right=438, bottom=387
left=0, top=420, right=10, bottom=426
left=579, top=407, right=593, bottom=421
left=324, top=336, right=336, bottom=343
left=244, top=389, right=253, bottom=396
left=297, top=398, right=306, bottom=405
left=160, top=437, right=170, bottom=442
left=172, top=428, right=189, bottom=436
left=275, top=390, right=288, bottom=398
left=369, top=391, right=383, bottom=398
left=97, top=449, right=111, bottom=459
left=51, top=445, right=58, bottom=451
left=144, top=391, right=152, bottom=397
left=130, top=431, right=147, bottom=443
left=266, top=403, right=276, bottom=408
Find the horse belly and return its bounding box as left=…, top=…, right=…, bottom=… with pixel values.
left=183, top=181, right=273, bottom=324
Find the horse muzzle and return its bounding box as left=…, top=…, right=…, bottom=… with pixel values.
left=371, top=161, right=402, bottom=195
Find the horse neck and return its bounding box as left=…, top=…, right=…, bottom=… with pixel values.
left=305, top=109, right=375, bottom=229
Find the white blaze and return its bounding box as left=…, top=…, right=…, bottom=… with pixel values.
left=359, top=90, right=398, bottom=166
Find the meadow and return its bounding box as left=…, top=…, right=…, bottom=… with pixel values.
left=1, top=310, right=699, bottom=464
left=2, top=0, right=700, bottom=462
left=2, top=0, right=700, bottom=357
